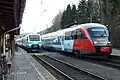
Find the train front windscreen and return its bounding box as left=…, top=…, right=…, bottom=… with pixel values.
left=87, top=27, right=110, bottom=44
left=29, top=35, right=40, bottom=41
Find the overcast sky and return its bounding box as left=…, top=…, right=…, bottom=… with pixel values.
left=20, top=0, right=79, bottom=34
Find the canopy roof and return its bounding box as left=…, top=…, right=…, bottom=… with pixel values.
left=0, top=0, right=26, bottom=35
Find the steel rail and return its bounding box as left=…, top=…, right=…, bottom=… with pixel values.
left=33, top=55, right=74, bottom=80
left=43, top=55, right=106, bottom=80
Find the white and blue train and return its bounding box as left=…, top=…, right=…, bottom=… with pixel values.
left=16, top=33, right=42, bottom=52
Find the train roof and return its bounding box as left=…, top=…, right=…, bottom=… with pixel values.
left=74, top=23, right=107, bottom=29
left=57, top=23, right=106, bottom=33
left=25, top=33, right=40, bottom=37
left=41, top=32, right=52, bottom=38
left=41, top=27, right=74, bottom=38
left=41, top=23, right=107, bottom=38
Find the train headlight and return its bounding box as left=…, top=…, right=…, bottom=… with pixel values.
left=107, top=41, right=111, bottom=44
left=94, top=41, right=98, bottom=44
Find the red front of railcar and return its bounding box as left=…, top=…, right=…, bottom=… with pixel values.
left=73, top=26, right=112, bottom=56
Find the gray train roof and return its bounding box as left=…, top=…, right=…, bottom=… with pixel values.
left=41, top=23, right=107, bottom=38
left=56, top=23, right=107, bottom=34
left=74, top=23, right=107, bottom=29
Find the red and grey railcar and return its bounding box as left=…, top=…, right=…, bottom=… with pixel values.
left=41, top=23, right=112, bottom=57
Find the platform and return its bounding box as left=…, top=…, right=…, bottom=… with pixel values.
left=111, top=49, right=120, bottom=56
left=7, top=47, right=57, bottom=80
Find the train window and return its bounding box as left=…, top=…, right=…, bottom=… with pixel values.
left=87, top=27, right=109, bottom=37
left=29, top=35, right=40, bottom=41
left=53, top=38, right=60, bottom=45
left=81, top=32, right=87, bottom=39
left=76, top=30, right=82, bottom=39
left=65, top=36, right=72, bottom=40
left=57, top=36, right=61, bottom=45
left=74, top=35, right=77, bottom=39
left=65, top=32, right=71, bottom=36
left=71, top=30, right=87, bottom=39
left=71, top=30, right=77, bottom=39
left=65, top=31, right=72, bottom=40
left=72, top=30, right=81, bottom=39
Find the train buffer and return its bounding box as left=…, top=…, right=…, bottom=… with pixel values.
left=7, top=47, right=57, bottom=80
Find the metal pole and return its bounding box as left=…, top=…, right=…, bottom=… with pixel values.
left=2, top=33, right=5, bottom=80
left=5, top=26, right=21, bottom=34
left=3, top=33, right=5, bottom=56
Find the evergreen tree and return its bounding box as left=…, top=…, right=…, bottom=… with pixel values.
left=87, top=0, right=92, bottom=23
left=61, top=4, right=73, bottom=28
left=65, top=4, right=72, bottom=28
left=77, top=0, right=89, bottom=24
left=90, top=0, right=100, bottom=23
left=60, top=10, right=66, bottom=29
left=71, top=4, right=78, bottom=24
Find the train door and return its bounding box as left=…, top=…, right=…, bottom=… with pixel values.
left=63, top=31, right=73, bottom=52
left=57, top=36, right=62, bottom=50
left=73, top=29, right=82, bottom=50
left=61, top=36, right=64, bottom=51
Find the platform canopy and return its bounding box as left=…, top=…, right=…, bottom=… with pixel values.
left=0, top=0, right=26, bottom=35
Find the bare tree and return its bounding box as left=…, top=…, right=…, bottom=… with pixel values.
left=51, top=11, right=63, bottom=31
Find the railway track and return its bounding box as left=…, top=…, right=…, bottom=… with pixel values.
left=81, top=56, right=120, bottom=70
left=33, top=54, right=105, bottom=80
left=43, top=50, right=120, bottom=70
left=56, top=51, right=120, bottom=70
